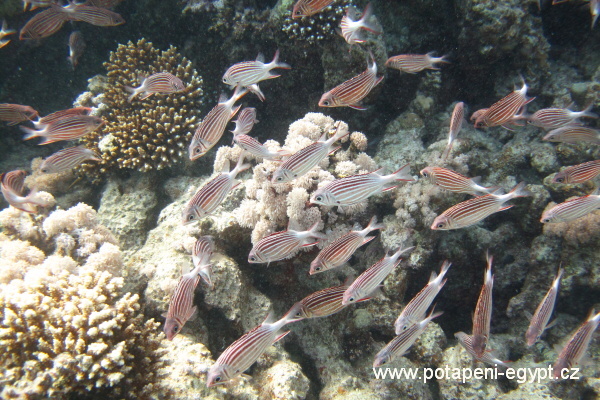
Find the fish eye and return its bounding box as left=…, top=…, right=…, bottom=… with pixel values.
left=315, top=266, right=321, bottom=271
left=437, top=223, right=445, bottom=228
left=295, top=312, right=301, bottom=317
left=172, top=325, right=179, bottom=334
left=276, top=177, right=283, bottom=182
left=349, top=297, right=354, bottom=302
left=422, top=172, right=428, bottom=178
left=195, top=148, right=201, bottom=154
left=215, top=376, right=221, bottom=382
left=556, top=177, right=564, bottom=183
left=542, top=218, right=551, bottom=223
left=323, top=101, right=330, bottom=106
left=188, top=214, right=195, bottom=221
left=316, top=196, right=322, bottom=201
left=250, top=256, right=256, bottom=262
left=222, top=78, right=227, bottom=83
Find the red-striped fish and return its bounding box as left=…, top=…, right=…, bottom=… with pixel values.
left=125, top=72, right=185, bottom=102
left=222, top=50, right=291, bottom=88
left=68, top=30, right=85, bottom=69
left=442, top=102, right=465, bottom=160
left=0, top=170, right=48, bottom=213
left=374, top=308, right=442, bottom=367
left=22, top=0, right=54, bottom=11
left=0, top=20, right=15, bottom=48
left=543, top=126, right=600, bottom=145
left=34, top=107, right=92, bottom=127
left=470, top=108, right=488, bottom=123
left=394, top=260, right=451, bottom=334
left=272, top=123, right=348, bottom=183
left=292, top=0, right=335, bottom=18
left=0, top=104, right=38, bottom=125
left=40, top=145, right=100, bottom=174
left=231, top=107, right=258, bottom=137
left=310, top=165, right=413, bottom=207
left=189, top=86, right=248, bottom=161
left=283, top=281, right=352, bottom=321
left=472, top=253, right=494, bottom=358
left=342, top=246, right=413, bottom=305
left=552, top=160, right=600, bottom=184
left=540, top=191, right=600, bottom=223
left=64, top=4, right=125, bottom=26
left=385, top=52, right=449, bottom=74
left=525, top=268, right=562, bottom=346
left=455, top=332, right=507, bottom=367
left=192, top=236, right=214, bottom=288
left=474, top=80, right=534, bottom=129
left=182, top=156, right=251, bottom=224
left=553, top=309, right=600, bottom=379
left=20, top=115, right=104, bottom=145
left=431, top=182, right=531, bottom=230
left=233, top=134, right=290, bottom=161
left=206, top=313, right=293, bottom=386
left=420, top=166, right=497, bottom=195
left=19, top=7, right=68, bottom=40
left=309, top=215, right=384, bottom=275
left=528, top=104, right=597, bottom=130
left=318, top=54, right=383, bottom=110
left=339, top=3, right=382, bottom=45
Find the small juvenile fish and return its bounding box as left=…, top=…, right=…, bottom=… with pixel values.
left=0, top=103, right=38, bottom=125
left=20, top=115, right=104, bottom=145
left=125, top=72, right=185, bottom=102
left=19, top=7, right=68, bottom=40
left=0, top=170, right=48, bottom=214
left=233, top=134, right=290, bottom=161
left=540, top=191, right=600, bottom=223
left=189, top=87, right=248, bottom=160
left=292, top=0, right=335, bottom=18
left=339, top=3, right=382, bottom=45
left=0, top=20, right=15, bottom=49
left=248, top=222, right=326, bottom=265
left=283, top=281, right=351, bottom=321
left=271, top=123, right=348, bottom=183
left=527, top=104, right=597, bottom=130
left=182, top=155, right=251, bottom=224
left=552, top=309, right=600, bottom=379
left=472, top=253, right=494, bottom=358
left=319, top=53, right=383, bottom=110
left=35, top=107, right=92, bottom=127
left=68, top=31, right=85, bottom=69
left=455, top=332, right=507, bottom=367
left=64, top=4, right=125, bottom=26
left=342, top=246, right=413, bottom=305
left=543, top=126, right=600, bottom=145
left=431, top=182, right=531, bottom=230
left=394, top=260, right=451, bottom=334
left=231, top=107, right=258, bottom=137
left=474, top=80, right=535, bottom=129
left=310, top=215, right=384, bottom=275
left=310, top=165, right=413, bottom=207
left=420, top=167, right=497, bottom=195
left=222, top=50, right=291, bottom=88
left=552, top=160, right=600, bottom=184
left=442, top=101, right=465, bottom=160
left=525, top=268, right=563, bottom=346
left=40, top=145, right=100, bottom=174
left=385, top=52, right=449, bottom=74
left=192, top=236, right=214, bottom=287
left=374, top=309, right=442, bottom=367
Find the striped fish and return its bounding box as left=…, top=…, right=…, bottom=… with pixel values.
left=125, top=72, right=185, bottom=102
left=472, top=253, right=494, bottom=358
left=222, top=50, right=291, bottom=88
left=420, top=166, right=497, bottom=195
left=373, top=308, right=442, bottom=367
left=66, top=4, right=125, bottom=26
left=19, top=7, right=68, bottom=40
left=22, top=0, right=54, bottom=11
left=34, top=107, right=92, bottom=127
left=455, top=332, right=507, bottom=367
left=292, top=0, right=335, bottom=18
left=552, top=160, right=600, bottom=184
left=543, top=126, right=600, bottom=145
left=248, top=222, right=326, bottom=265
left=310, top=165, right=413, bottom=207
left=342, top=246, right=413, bottom=305
left=40, top=145, right=100, bottom=174
left=339, top=3, right=382, bottom=45
left=283, top=281, right=351, bottom=322
left=525, top=268, right=563, bottom=346
left=272, top=123, right=348, bottom=183
left=442, top=102, right=465, bottom=160
left=231, top=107, right=258, bottom=137
left=553, top=309, right=600, bottom=379
left=394, top=260, right=451, bottom=334
left=182, top=156, right=251, bottom=225
left=233, top=134, right=290, bottom=161
left=310, top=215, right=384, bottom=275
left=20, top=115, right=104, bottom=145
left=0, top=170, right=48, bottom=214
left=318, top=54, right=383, bottom=110
left=192, top=236, right=215, bottom=288
left=68, top=31, right=85, bottom=69
left=0, top=104, right=38, bottom=125
left=189, top=86, right=248, bottom=161
left=206, top=313, right=292, bottom=386
left=431, top=182, right=531, bottom=230
left=385, top=52, right=449, bottom=74
left=247, top=83, right=266, bottom=102
left=474, top=80, right=534, bottom=129
left=470, top=108, right=488, bottom=123
left=540, top=191, right=600, bottom=223
left=0, top=20, right=15, bottom=49
left=528, top=104, right=597, bottom=130
left=163, top=260, right=210, bottom=340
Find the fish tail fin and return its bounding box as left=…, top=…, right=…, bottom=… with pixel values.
left=441, top=142, right=453, bottom=161
left=580, top=102, right=598, bottom=119
left=231, top=152, right=251, bottom=175
left=508, top=181, right=532, bottom=199
left=306, top=220, right=326, bottom=240
left=270, top=49, right=291, bottom=70
left=390, top=164, right=413, bottom=182
left=125, top=86, right=140, bottom=102
left=364, top=215, right=385, bottom=233
left=331, top=121, right=350, bottom=142
left=391, top=245, right=414, bottom=262
left=232, top=85, right=249, bottom=103
left=439, top=260, right=452, bottom=280
left=281, top=302, right=304, bottom=324
left=20, top=125, right=42, bottom=141
left=359, top=3, right=382, bottom=34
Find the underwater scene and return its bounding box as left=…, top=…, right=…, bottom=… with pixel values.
left=0, top=0, right=599, bottom=398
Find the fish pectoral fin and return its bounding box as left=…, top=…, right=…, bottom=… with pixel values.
left=348, top=104, right=367, bottom=111
left=301, top=241, right=319, bottom=248
left=523, top=310, right=533, bottom=321
left=273, top=330, right=291, bottom=343
left=498, top=205, right=514, bottom=211
left=545, top=318, right=558, bottom=330
left=140, top=92, right=153, bottom=100
left=382, top=185, right=398, bottom=192
left=186, top=306, right=198, bottom=321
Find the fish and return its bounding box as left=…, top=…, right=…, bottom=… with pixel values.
left=470, top=108, right=488, bottom=122
left=552, top=160, right=600, bottom=184
left=233, top=134, right=290, bottom=161
left=271, top=122, right=348, bottom=183
left=67, top=31, right=85, bottom=69
left=86, top=0, right=124, bottom=8
left=525, top=268, right=563, bottom=346
left=292, top=0, right=335, bottom=18
left=283, top=281, right=352, bottom=321
left=542, top=126, right=600, bottom=145
left=20, top=115, right=104, bottom=145
left=309, top=215, right=384, bottom=275
left=0, top=104, right=39, bottom=125
left=222, top=50, right=291, bottom=88
left=318, top=53, right=383, bottom=110
left=207, top=313, right=293, bottom=386
left=182, top=155, right=251, bottom=224
left=39, top=145, right=101, bottom=174
left=552, top=309, right=600, bottom=379
left=163, top=260, right=211, bottom=341
left=310, top=165, right=413, bottom=207
left=540, top=191, right=600, bottom=223
left=34, top=107, right=92, bottom=127
left=64, top=4, right=125, bottom=26
left=125, top=72, right=186, bottom=102
left=394, top=260, right=451, bottom=334
left=472, top=253, right=494, bottom=359
left=455, top=332, right=507, bottom=367
left=431, top=182, right=531, bottom=230
left=192, top=236, right=215, bottom=287
left=374, top=308, right=442, bottom=367
left=22, top=0, right=54, bottom=11
left=342, top=246, right=413, bottom=305
left=385, top=52, right=449, bottom=74
left=442, top=102, right=465, bottom=160
left=474, top=80, right=535, bottom=129
left=189, top=86, right=248, bottom=161
left=0, top=170, right=49, bottom=214
left=0, top=20, right=16, bottom=49
left=339, top=3, right=382, bottom=45
left=247, top=83, right=266, bottom=102
left=420, top=167, right=498, bottom=195
left=527, top=104, right=597, bottom=130
left=231, top=107, right=258, bottom=137
left=19, top=7, right=68, bottom=40
left=591, top=0, right=599, bottom=29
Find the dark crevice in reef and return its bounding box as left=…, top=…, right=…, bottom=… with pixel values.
left=283, top=337, right=322, bottom=400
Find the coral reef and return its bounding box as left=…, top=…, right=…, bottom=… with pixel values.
left=279, top=0, right=353, bottom=44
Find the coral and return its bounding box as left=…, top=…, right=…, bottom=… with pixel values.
left=280, top=0, right=353, bottom=44
left=542, top=202, right=600, bottom=246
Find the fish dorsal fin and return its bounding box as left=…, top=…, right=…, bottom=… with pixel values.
left=256, top=53, right=265, bottom=63
left=471, top=176, right=482, bottom=184
left=218, top=93, right=228, bottom=103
